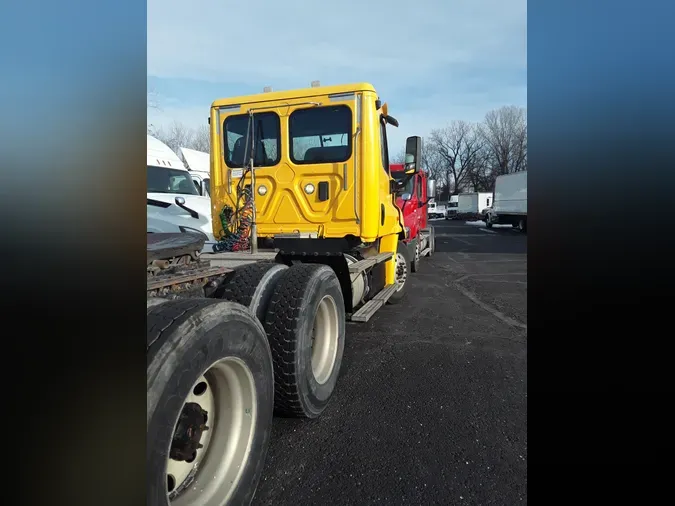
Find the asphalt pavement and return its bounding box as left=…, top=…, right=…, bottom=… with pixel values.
left=253, top=219, right=527, bottom=506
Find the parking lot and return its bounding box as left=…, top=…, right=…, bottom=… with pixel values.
left=253, top=219, right=527, bottom=505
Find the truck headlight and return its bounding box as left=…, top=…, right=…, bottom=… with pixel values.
left=304, top=183, right=315, bottom=194
left=258, top=185, right=268, bottom=196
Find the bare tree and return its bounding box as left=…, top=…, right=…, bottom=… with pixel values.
left=479, top=105, right=527, bottom=181
left=151, top=121, right=196, bottom=157
left=191, top=124, right=211, bottom=152
left=428, top=120, right=483, bottom=196
left=391, top=142, right=442, bottom=181
left=391, top=148, right=406, bottom=164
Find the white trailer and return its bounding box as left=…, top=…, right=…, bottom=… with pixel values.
left=486, top=171, right=527, bottom=232
left=180, top=147, right=211, bottom=197
left=457, top=192, right=493, bottom=219
left=147, top=135, right=217, bottom=253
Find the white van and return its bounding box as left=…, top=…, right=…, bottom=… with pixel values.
left=147, top=135, right=217, bottom=253
left=486, top=171, right=527, bottom=232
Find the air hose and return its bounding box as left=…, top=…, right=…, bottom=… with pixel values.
left=212, top=186, right=253, bottom=252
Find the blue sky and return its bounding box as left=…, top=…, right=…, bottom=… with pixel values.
left=147, top=0, right=526, bottom=154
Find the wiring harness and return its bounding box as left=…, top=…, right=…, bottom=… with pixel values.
left=213, top=112, right=260, bottom=253
left=212, top=184, right=253, bottom=252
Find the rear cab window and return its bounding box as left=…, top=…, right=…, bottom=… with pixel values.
left=289, top=106, right=352, bottom=164
left=224, top=112, right=280, bottom=168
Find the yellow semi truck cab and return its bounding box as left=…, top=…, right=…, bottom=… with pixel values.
left=211, top=82, right=423, bottom=241
left=210, top=82, right=423, bottom=310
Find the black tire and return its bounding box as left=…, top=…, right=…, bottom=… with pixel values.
left=263, top=263, right=346, bottom=418
left=147, top=299, right=274, bottom=506
left=428, top=226, right=435, bottom=257
left=388, top=240, right=411, bottom=304
left=517, top=218, right=527, bottom=233
left=485, top=214, right=493, bottom=228
left=410, top=238, right=421, bottom=273
left=213, top=261, right=288, bottom=321
left=147, top=297, right=170, bottom=309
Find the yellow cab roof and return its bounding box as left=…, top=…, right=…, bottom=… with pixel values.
left=211, top=82, right=377, bottom=108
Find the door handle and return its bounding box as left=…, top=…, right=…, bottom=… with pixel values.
left=318, top=181, right=329, bottom=202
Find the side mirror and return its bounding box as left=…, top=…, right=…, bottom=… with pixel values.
left=174, top=196, right=199, bottom=219
left=384, top=114, right=399, bottom=127
left=427, top=179, right=436, bottom=199
left=404, top=136, right=422, bottom=174
left=401, top=192, right=412, bottom=201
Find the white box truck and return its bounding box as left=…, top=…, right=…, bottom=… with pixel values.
left=486, top=171, right=527, bottom=232
left=445, top=195, right=459, bottom=219
left=457, top=192, right=493, bottom=220
left=180, top=147, right=211, bottom=197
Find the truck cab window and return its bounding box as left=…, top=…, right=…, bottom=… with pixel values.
left=224, top=112, right=280, bottom=168
left=392, top=171, right=414, bottom=195
left=289, top=105, right=352, bottom=164
left=147, top=165, right=200, bottom=195
left=380, top=118, right=389, bottom=174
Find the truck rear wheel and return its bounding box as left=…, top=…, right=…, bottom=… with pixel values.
left=213, top=261, right=288, bottom=321
left=263, top=263, right=345, bottom=418
left=147, top=299, right=274, bottom=506
left=388, top=240, right=411, bottom=304
left=517, top=218, right=527, bottom=233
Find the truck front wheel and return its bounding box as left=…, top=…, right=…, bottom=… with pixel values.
left=388, top=240, right=411, bottom=304
left=517, top=218, right=527, bottom=233
left=263, top=263, right=346, bottom=418
left=411, top=238, right=421, bottom=273
left=147, top=299, right=274, bottom=506
left=428, top=226, right=436, bottom=256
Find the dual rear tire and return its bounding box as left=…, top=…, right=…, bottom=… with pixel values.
left=147, top=299, right=274, bottom=506
left=147, top=262, right=346, bottom=506
left=216, top=262, right=346, bottom=418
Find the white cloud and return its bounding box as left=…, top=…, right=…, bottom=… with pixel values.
left=147, top=83, right=526, bottom=157
left=148, top=0, right=526, bottom=88
left=148, top=0, right=526, bottom=154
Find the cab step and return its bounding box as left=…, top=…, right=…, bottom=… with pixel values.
left=348, top=252, right=393, bottom=274
left=349, top=284, right=398, bottom=322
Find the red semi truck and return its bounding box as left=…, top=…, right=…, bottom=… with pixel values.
left=390, top=163, right=437, bottom=272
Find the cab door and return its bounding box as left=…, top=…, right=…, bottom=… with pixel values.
left=282, top=95, right=360, bottom=234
